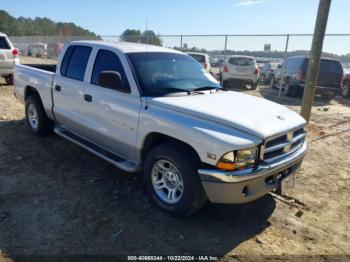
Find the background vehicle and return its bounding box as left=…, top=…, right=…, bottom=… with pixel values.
left=282, top=56, right=343, bottom=98
left=0, top=32, right=19, bottom=85
left=341, top=72, right=350, bottom=98
left=47, top=43, right=64, bottom=59
left=222, top=55, right=259, bottom=89
left=30, top=43, right=47, bottom=58
left=186, top=52, right=211, bottom=72
left=261, top=62, right=280, bottom=86
left=14, top=41, right=307, bottom=217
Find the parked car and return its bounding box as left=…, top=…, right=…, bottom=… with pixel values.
left=282, top=56, right=343, bottom=98
left=261, top=62, right=280, bottom=85
left=186, top=52, right=211, bottom=72
left=341, top=72, right=350, bottom=98
left=14, top=41, right=307, bottom=217
left=222, top=55, right=259, bottom=89
left=47, top=43, right=64, bottom=59
left=0, top=32, right=19, bottom=85
left=30, top=43, right=47, bottom=58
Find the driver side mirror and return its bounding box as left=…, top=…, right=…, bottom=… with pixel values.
left=99, top=71, right=129, bottom=92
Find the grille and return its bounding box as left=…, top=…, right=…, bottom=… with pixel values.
left=262, top=127, right=305, bottom=163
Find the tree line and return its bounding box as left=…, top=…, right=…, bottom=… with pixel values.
left=0, top=10, right=98, bottom=38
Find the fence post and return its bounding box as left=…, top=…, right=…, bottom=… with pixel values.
left=180, top=35, right=183, bottom=49
left=278, top=34, right=290, bottom=96
left=301, top=0, right=331, bottom=122
left=221, top=35, right=228, bottom=85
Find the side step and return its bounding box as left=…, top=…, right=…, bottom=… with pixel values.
left=54, top=126, right=140, bottom=173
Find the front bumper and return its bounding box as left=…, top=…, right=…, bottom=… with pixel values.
left=198, top=141, right=307, bottom=204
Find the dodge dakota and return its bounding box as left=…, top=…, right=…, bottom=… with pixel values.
left=14, top=41, right=307, bottom=216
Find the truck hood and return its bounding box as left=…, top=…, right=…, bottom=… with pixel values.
left=149, top=91, right=306, bottom=139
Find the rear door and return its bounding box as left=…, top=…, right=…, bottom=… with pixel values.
left=227, top=57, right=257, bottom=76
left=53, top=45, right=92, bottom=134
left=81, top=48, right=141, bottom=160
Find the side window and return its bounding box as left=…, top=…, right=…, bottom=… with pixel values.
left=61, top=45, right=92, bottom=81
left=91, top=49, right=130, bottom=93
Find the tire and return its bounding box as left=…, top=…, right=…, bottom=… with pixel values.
left=284, top=82, right=297, bottom=97
left=4, top=74, right=13, bottom=86
left=251, top=82, right=257, bottom=90
left=143, top=142, right=207, bottom=217
left=269, top=77, right=275, bottom=88
left=25, top=95, right=54, bottom=136
left=342, top=82, right=350, bottom=98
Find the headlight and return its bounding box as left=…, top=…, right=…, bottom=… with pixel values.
left=216, top=147, right=258, bottom=171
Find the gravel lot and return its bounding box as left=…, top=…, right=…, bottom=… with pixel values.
left=0, top=57, right=349, bottom=261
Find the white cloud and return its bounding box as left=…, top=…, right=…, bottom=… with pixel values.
left=234, top=0, right=264, bottom=6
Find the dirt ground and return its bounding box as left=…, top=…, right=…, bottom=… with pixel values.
left=0, top=57, right=349, bottom=261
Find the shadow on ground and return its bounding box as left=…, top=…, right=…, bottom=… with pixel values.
left=0, top=119, right=276, bottom=259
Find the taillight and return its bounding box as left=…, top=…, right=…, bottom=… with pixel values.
left=12, top=48, right=19, bottom=58
left=296, top=70, right=302, bottom=80
left=224, top=65, right=229, bottom=73
left=204, top=63, right=208, bottom=69
left=254, top=68, right=259, bottom=75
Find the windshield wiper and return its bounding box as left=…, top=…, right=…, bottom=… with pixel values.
left=193, top=86, right=224, bottom=92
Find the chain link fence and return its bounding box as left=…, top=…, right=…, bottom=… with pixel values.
left=8, top=34, right=350, bottom=110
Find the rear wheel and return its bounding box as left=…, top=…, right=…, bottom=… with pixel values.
left=143, top=142, right=207, bottom=217
left=4, top=74, right=13, bottom=85
left=284, top=82, right=297, bottom=97
left=251, top=82, right=257, bottom=90
left=342, top=82, right=350, bottom=98
left=25, top=95, right=54, bottom=136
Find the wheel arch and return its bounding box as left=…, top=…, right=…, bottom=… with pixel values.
left=141, top=132, right=201, bottom=164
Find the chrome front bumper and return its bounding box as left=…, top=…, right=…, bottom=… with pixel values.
left=198, top=142, right=307, bottom=204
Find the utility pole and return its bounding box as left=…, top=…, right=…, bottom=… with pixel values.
left=300, top=0, right=332, bottom=122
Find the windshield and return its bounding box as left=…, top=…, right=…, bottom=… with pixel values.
left=188, top=53, right=205, bottom=63
left=127, top=52, right=220, bottom=96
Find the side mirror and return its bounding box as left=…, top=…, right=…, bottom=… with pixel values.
left=99, top=71, right=122, bottom=90
left=278, top=64, right=282, bottom=69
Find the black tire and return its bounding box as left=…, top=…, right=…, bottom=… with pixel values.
left=342, top=82, right=350, bottom=98
left=4, top=75, right=13, bottom=85
left=251, top=82, right=257, bottom=90
left=25, top=95, right=54, bottom=136
left=284, top=82, right=297, bottom=97
left=143, top=142, right=207, bottom=217
left=269, top=77, right=275, bottom=89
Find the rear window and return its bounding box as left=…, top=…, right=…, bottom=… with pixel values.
left=229, top=57, right=255, bottom=66
left=60, top=45, right=92, bottom=81
left=188, top=54, right=205, bottom=63
left=302, top=58, right=343, bottom=74
left=0, top=37, right=10, bottom=49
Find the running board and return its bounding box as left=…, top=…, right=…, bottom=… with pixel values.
left=54, top=126, right=140, bottom=173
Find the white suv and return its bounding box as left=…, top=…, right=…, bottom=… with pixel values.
left=222, top=55, right=259, bottom=89
left=186, top=52, right=211, bottom=73
left=0, top=32, right=19, bottom=85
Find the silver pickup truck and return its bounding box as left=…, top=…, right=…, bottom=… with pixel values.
left=14, top=41, right=307, bottom=217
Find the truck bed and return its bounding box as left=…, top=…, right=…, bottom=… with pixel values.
left=14, top=63, right=56, bottom=119
left=22, top=64, right=57, bottom=73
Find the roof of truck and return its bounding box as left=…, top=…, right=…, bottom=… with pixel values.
left=70, top=40, right=183, bottom=54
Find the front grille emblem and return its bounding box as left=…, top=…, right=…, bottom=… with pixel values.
left=284, top=132, right=294, bottom=153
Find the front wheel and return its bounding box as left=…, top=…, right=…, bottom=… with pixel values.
left=143, top=142, right=207, bottom=217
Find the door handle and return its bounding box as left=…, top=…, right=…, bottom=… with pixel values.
left=84, top=94, right=92, bottom=102
left=55, top=85, right=61, bottom=91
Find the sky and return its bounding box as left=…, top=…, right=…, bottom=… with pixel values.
left=2, top=0, right=349, bottom=54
